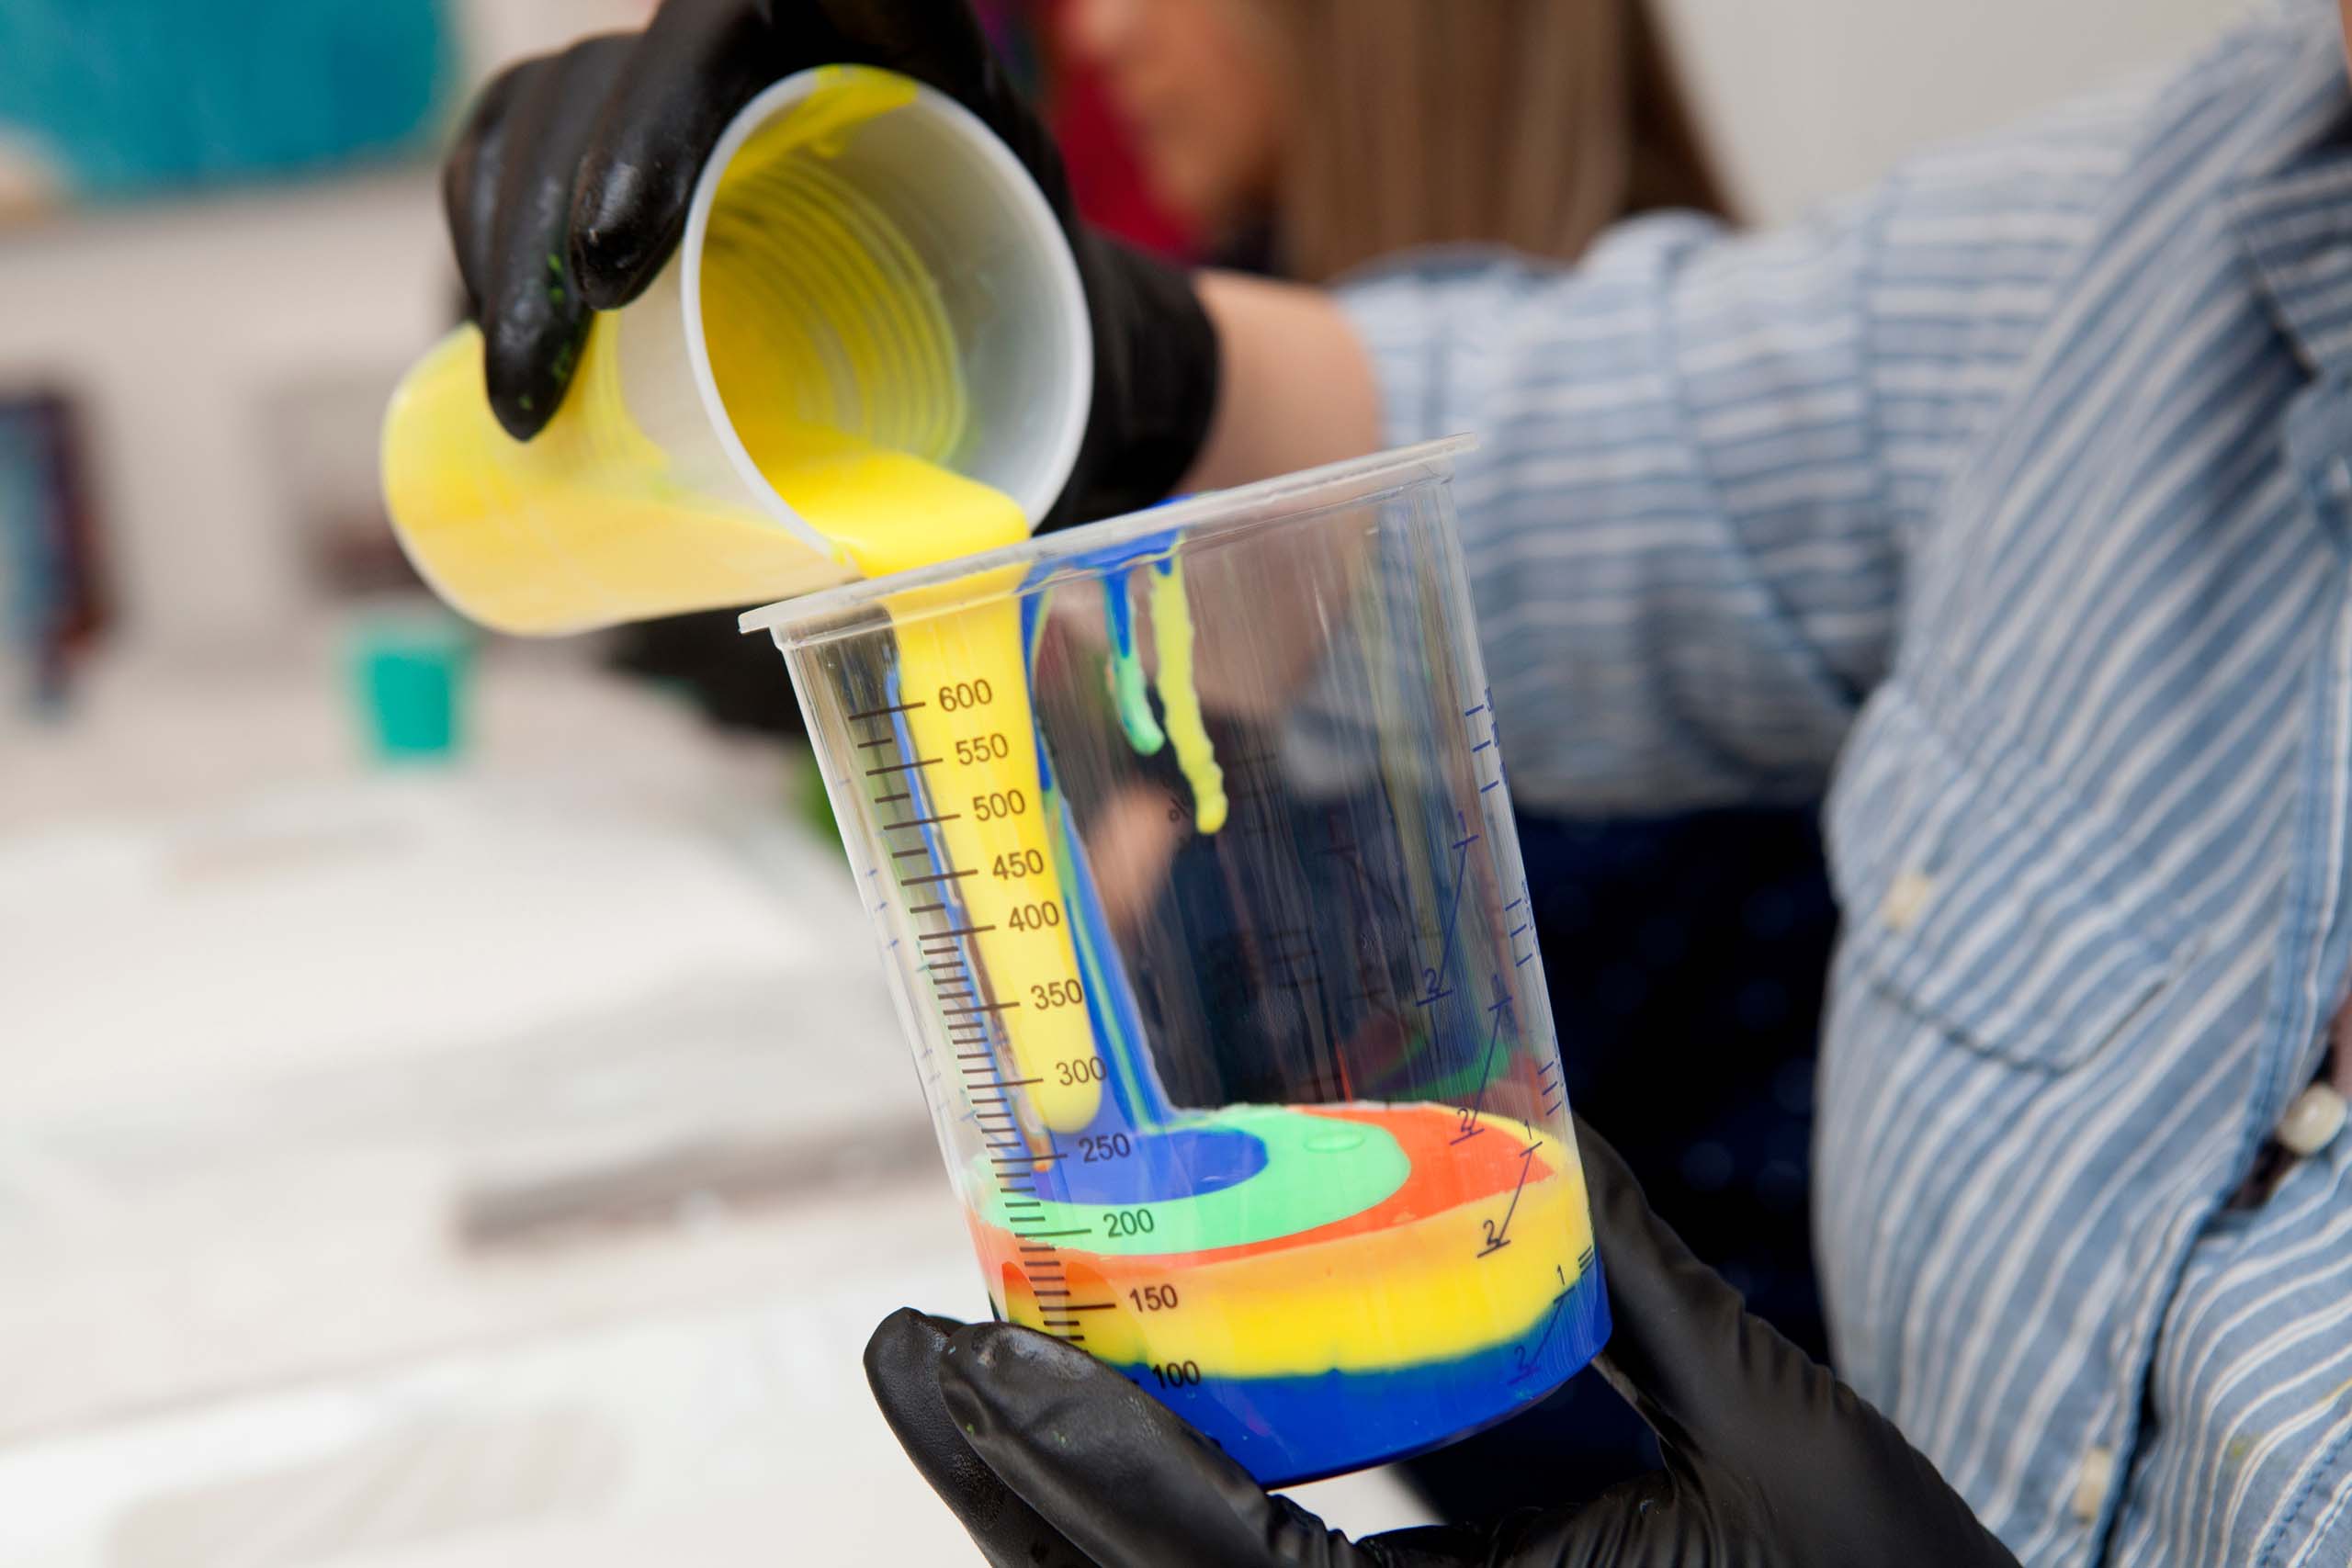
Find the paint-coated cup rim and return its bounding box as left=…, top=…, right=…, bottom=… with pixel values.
left=740, top=434, right=1480, bottom=649
left=682, top=68, right=1094, bottom=556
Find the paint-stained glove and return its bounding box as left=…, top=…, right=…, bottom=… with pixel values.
left=441, top=0, right=1216, bottom=523
left=862, top=1120, right=2021, bottom=1567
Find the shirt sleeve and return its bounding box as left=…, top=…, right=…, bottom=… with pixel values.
left=1336, top=110, right=2119, bottom=813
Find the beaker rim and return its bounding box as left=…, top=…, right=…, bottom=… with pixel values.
left=738, top=434, right=1478, bottom=646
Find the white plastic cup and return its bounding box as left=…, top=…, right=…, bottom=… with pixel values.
left=380, top=64, right=1093, bottom=635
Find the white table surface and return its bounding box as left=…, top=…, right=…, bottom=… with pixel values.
left=0, top=639, right=1437, bottom=1564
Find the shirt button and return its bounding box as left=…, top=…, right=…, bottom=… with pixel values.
left=1881, top=868, right=1936, bottom=933
left=2072, top=1445, right=2116, bottom=1523
left=2278, top=1083, right=2348, bottom=1156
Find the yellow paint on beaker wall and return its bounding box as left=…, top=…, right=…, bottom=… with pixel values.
left=1148, top=559, right=1228, bottom=834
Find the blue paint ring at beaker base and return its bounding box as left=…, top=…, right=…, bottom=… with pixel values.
left=1114, top=1261, right=1611, bottom=1488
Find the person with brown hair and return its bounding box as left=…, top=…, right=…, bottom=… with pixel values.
left=1064, top=0, right=1729, bottom=282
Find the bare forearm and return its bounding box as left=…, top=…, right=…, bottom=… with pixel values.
left=1182, top=272, right=1383, bottom=493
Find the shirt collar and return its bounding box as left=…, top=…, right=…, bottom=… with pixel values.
left=2226, top=7, right=2352, bottom=380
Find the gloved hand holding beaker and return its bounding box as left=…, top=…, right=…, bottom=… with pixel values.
left=442, top=0, right=1219, bottom=525
left=863, top=1118, right=2022, bottom=1568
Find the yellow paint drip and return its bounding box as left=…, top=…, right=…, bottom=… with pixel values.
left=1148, top=559, right=1228, bottom=834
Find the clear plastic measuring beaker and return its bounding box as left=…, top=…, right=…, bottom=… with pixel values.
left=745, top=437, right=1607, bottom=1485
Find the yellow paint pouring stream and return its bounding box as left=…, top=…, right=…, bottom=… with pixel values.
left=381, top=67, right=1597, bottom=1482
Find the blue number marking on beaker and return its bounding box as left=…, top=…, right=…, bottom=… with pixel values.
left=880, top=664, right=1016, bottom=1106
left=1414, top=811, right=1480, bottom=1009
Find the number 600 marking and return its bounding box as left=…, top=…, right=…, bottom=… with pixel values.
left=938, top=680, right=993, bottom=712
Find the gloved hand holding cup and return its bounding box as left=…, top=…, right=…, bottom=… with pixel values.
left=397, top=0, right=1218, bottom=641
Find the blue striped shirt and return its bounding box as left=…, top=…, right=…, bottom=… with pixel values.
left=1342, top=5, right=2352, bottom=1562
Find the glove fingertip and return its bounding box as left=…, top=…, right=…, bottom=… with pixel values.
left=864, top=1306, right=965, bottom=1387
left=934, top=1323, right=1114, bottom=1454
left=942, top=1321, right=1101, bottom=1391
left=938, top=1322, right=1258, bottom=1487
left=569, top=155, right=688, bottom=310
left=941, top=1324, right=1351, bottom=1567
left=483, top=359, right=553, bottom=444
left=481, top=307, right=586, bottom=443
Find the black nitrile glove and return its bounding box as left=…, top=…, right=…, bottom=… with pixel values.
left=443, top=0, right=1217, bottom=524
left=864, top=1121, right=2020, bottom=1568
